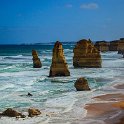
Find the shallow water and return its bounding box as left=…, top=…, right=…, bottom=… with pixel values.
left=0, top=44, right=124, bottom=124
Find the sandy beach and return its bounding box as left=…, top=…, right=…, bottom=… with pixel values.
left=85, top=83, right=124, bottom=124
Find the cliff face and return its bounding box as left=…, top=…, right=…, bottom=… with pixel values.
left=95, top=41, right=109, bottom=52
left=73, top=39, right=102, bottom=68
left=109, top=41, right=119, bottom=51
left=32, top=50, right=42, bottom=68
left=49, top=41, right=70, bottom=77
left=94, top=38, right=124, bottom=53
left=117, top=39, right=124, bottom=54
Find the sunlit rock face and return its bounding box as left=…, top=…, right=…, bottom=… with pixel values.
left=32, top=50, right=42, bottom=68
left=28, top=108, right=41, bottom=117
left=49, top=41, right=70, bottom=77
left=95, top=41, right=109, bottom=52
left=73, top=39, right=102, bottom=68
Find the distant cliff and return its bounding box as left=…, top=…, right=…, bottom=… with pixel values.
left=94, top=38, right=124, bottom=52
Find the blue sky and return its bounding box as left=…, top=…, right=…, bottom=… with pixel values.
left=0, top=0, right=124, bottom=44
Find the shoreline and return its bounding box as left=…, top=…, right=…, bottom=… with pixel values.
left=84, top=83, right=124, bottom=124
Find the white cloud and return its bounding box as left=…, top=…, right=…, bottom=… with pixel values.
left=80, top=3, right=99, bottom=9
left=65, top=4, right=73, bottom=8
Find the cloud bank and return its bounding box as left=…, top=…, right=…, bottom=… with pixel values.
left=80, top=3, right=99, bottom=9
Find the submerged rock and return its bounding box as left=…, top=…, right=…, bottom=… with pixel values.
left=49, top=41, right=70, bottom=77
left=74, top=77, right=91, bottom=91
left=2, top=108, right=25, bottom=118
left=32, top=50, right=42, bottom=68
left=73, top=39, right=102, bottom=68
left=28, top=108, right=41, bottom=117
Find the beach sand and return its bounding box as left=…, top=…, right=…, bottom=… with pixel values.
left=85, top=83, right=124, bottom=124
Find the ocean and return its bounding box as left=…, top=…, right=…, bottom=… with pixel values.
left=0, top=44, right=124, bottom=124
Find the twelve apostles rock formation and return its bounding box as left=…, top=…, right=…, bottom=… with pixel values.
left=32, top=50, right=42, bottom=68
left=73, top=39, right=102, bottom=68
left=74, top=77, right=91, bottom=91
left=94, top=41, right=110, bottom=52
left=49, top=41, right=70, bottom=77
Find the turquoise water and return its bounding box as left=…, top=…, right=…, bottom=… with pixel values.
left=0, top=44, right=124, bottom=124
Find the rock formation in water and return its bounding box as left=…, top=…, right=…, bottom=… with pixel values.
left=28, top=108, right=41, bottom=117
left=73, top=39, right=102, bottom=68
left=74, top=77, right=91, bottom=91
left=95, top=41, right=109, bottom=52
left=32, top=50, right=42, bottom=68
left=1, top=108, right=25, bottom=118
left=117, top=38, right=124, bottom=54
left=109, top=40, right=119, bottom=51
left=49, top=41, right=70, bottom=77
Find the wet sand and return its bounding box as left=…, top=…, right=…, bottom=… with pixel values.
left=114, top=83, right=124, bottom=89
left=85, top=83, right=124, bottom=124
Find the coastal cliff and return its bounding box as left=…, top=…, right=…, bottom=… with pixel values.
left=117, top=38, right=124, bottom=54
left=94, top=41, right=109, bottom=52
left=94, top=38, right=124, bottom=53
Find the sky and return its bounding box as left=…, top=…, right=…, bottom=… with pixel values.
left=0, top=0, right=124, bottom=44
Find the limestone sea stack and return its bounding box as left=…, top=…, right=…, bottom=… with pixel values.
left=94, top=41, right=109, bottom=52
left=74, top=77, right=91, bottom=91
left=32, top=50, right=42, bottom=68
left=73, top=39, right=102, bottom=68
left=49, top=41, right=70, bottom=77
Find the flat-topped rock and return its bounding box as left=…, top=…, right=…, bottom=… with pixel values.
left=95, top=41, right=109, bottom=52
left=49, top=41, right=70, bottom=77
left=109, top=40, right=119, bottom=51
left=73, top=39, right=102, bottom=68
left=117, top=38, right=124, bottom=54
left=32, top=50, right=42, bottom=68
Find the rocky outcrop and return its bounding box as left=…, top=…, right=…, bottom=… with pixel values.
left=117, top=38, right=124, bottom=54
left=94, top=41, right=109, bottom=52
left=49, top=41, right=70, bottom=77
left=73, top=39, right=102, bottom=68
left=109, top=40, right=118, bottom=51
left=32, top=50, right=42, bottom=68
left=1, top=108, right=25, bottom=118
left=27, top=92, right=33, bottom=96
left=28, top=108, right=41, bottom=117
left=74, top=77, right=91, bottom=91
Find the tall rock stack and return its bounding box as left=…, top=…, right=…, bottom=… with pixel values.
left=73, top=39, right=102, bottom=68
left=32, top=50, right=42, bottom=68
left=95, top=41, right=109, bottom=52
left=49, top=41, right=70, bottom=77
